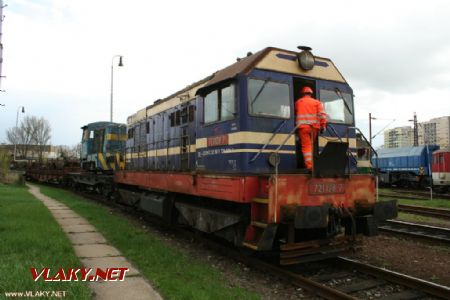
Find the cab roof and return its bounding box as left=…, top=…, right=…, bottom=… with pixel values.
left=128, top=46, right=348, bottom=125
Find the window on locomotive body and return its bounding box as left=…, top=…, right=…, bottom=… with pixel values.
left=181, top=107, right=188, bottom=124
left=93, top=129, right=104, bottom=153
left=175, top=111, right=181, bottom=126
left=127, top=128, right=134, bottom=139
left=83, top=129, right=90, bottom=141
left=248, top=78, right=290, bottom=119
left=319, top=89, right=354, bottom=125
left=204, top=84, right=236, bottom=124
left=188, top=105, right=195, bottom=122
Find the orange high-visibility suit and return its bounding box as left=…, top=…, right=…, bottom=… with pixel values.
left=295, top=94, right=327, bottom=169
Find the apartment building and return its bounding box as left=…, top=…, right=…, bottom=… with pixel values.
left=383, top=116, right=450, bottom=149
left=418, top=116, right=450, bottom=149
left=383, top=126, right=414, bottom=148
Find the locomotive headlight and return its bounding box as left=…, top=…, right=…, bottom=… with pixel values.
left=297, top=46, right=315, bottom=71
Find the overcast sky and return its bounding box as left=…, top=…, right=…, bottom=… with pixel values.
left=1, top=0, right=449, bottom=148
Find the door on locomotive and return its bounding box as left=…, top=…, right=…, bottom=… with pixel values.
left=293, top=77, right=356, bottom=176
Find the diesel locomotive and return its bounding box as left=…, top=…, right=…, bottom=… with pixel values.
left=109, top=46, right=396, bottom=265
left=26, top=46, right=396, bottom=264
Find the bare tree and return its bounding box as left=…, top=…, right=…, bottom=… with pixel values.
left=56, top=143, right=80, bottom=160
left=57, top=145, right=70, bottom=159
left=5, top=115, right=52, bottom=161
left=33, top=117, right=51, bottom=162
left=5, top=116, right=37, bottom=159
left=19, top=116, right=37, bottom=158
left=70, top=143, right=81, bottom=159
left=6, top=127, right=18, bottom=146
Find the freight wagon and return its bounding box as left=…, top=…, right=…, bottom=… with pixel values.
left=374, top=145, right=439, bottom=188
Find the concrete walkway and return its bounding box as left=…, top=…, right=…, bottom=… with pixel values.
left=27, top=184, right=162, bottom=300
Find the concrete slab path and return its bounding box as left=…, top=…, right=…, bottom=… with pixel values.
left=27, top=184, right=162, bottom=300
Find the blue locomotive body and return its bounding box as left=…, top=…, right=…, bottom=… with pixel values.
left=125, top=48, right=358, bottom=175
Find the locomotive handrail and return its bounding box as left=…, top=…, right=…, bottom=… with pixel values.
left=347, top=126, right=379, bottom=171
left=249, top=120, right=287, bottom=163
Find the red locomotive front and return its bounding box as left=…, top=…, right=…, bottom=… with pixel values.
left=432, top=149, right=450, bottom=192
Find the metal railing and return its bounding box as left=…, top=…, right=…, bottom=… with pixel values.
left=347, top=126, right=379, bottom=171
left=249, top=120, right=286, bottom=163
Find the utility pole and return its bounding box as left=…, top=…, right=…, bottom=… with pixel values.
left=409, top=112, right=418, bottom=146
left=413, top=112, right=418, bottom=146
left=0, top=0, right=5, bottom=89
left=369, top=113, right=374, bottom=146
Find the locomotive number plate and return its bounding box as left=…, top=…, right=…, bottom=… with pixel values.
left=207, top=134, right=229, bottom=147
left=308, top=182, right=345, bottom=195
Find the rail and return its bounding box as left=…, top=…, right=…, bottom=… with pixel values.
left=379, top=219, right=450, bottom=245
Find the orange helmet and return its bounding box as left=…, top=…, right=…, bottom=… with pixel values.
left=301, top=86, right=313, bottom=94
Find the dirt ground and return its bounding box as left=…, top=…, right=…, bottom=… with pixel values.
left=347, top=235, right=450, bottom=286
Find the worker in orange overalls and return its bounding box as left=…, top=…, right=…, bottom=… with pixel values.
left=295, top=86, right=327, bottom=169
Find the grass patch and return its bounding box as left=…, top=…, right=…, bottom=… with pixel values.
left=0, top=184, right=92, bottom=299
left=38, top=185, right=259, bottom=300
left=396, top=212, right=450, bottom=227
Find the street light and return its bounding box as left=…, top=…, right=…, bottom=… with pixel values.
left=110, top=55, right=124, bottom=122
left=14, top=106, right=25, bottom=161
left=368, top=113, right=396, bottom=145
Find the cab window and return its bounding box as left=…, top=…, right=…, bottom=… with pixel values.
left=248, top=79, right=290, bottom=118
left=319, top=89, right=354, bottom=124
left=204, top=84, right=236, bottom=124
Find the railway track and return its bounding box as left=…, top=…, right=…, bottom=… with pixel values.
left=58, top=186, right=450, bottom=300
left=379, top=219, right=450, bottom=245
left=398, top=204, right=450, bottom=220
left=380, top=189, right=450, bottom=200
left=391, top=189, right=450, bottom=199
left=379, top=192, right=431, bottom=201
left=233, top=255, right=450, bottom=300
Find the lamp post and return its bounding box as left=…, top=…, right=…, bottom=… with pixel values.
left=110, top=55, right=124, bottom=122
left=14, top=106, right=25, bottom=161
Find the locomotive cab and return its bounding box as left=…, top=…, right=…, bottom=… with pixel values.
left=80, top=122, right=127, bottom=173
